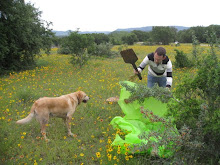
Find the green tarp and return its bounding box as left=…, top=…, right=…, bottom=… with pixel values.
left=110, top=81, right=179, bottom=157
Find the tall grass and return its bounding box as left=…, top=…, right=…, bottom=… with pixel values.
left=0, top=45, right=214, bottom=164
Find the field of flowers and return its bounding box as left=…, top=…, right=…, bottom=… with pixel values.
left=0, top=45, right=208, bottom=164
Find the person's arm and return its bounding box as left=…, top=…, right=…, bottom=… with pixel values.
left=166, top=60, right=172, bottom=88
left=134, top=55, right=149, bottom=74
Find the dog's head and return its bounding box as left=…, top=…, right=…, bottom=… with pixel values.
left=77, top=91, right=90, bottom=104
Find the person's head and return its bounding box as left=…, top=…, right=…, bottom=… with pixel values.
left=154, top=47, right=166, bottom=64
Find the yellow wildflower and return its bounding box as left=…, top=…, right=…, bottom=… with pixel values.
left=107, top=153, right=112, bottom=161
left=107, top=139, right=112, bottom=144
left=34, top=160, right=38, bottom=165
left=125, top=156, right=129, bottom=161
left=96, top=152, right=101, bottom=158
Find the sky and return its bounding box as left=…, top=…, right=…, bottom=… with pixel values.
left=26, top=0, right=219, bottom=32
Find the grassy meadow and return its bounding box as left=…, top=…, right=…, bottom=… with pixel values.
left=0, top=45, right=212, bottom=164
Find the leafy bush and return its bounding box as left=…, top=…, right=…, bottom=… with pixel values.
left=58, top=32, right=95, bottom=67
left=70, top=50, right=89, bottom=67
left=120, top=82, right=173, bottom=104
left=121, top=33, right=138, bottom=45
left=91, top=43, right=117, bottom=58
left=57, top=47, right=71, bottom=55
left=174, top=49, right=193, bottom=68
left=167, top=52, right=220, bottom=163
left=120, top=48, right=220, bottom=163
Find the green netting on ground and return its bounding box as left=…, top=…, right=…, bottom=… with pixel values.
left=110, top=81, right=179, bottom=157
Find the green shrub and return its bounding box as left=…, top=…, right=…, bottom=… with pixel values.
left=57, top=47, right=71, bottom=55
left=57, top=32, right=95, bottom=68
left=174, top=49, right=193, bottom=68
left=92, top=43, right=117, bottom=58
left=70, top=50, right=89, bottom=67
left=167, top=52, right=220, bottom=163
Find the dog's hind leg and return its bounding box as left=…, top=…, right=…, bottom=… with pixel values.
left=36, top=113, right=49, bottom=140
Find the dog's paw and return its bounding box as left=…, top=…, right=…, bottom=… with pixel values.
left=68, top=132, right=77, bottom=137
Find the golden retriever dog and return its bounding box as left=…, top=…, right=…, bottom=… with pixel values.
left=16, top=91, right=89, bottom=140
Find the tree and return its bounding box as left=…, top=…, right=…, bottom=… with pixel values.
left=90, top=33, right=109, bottom=45
left=151, top=26, right=177, bottom=45
left=132, top=30, right=150, bottom=42
left=52, top=36, right=63, bottom=47
left=177, top=29, right=192, bottom=43
left=207, top=25, right=220, bottom=38
left=0, top=0, right=53, bottom=73
left=206, top=25, right=220, bottom=44
left=60, top=31, right=95, bottom=67
left=177, top=25, right=220, bottom=43
left=108, top=31, right=129, bottom=45
left=190, top=26, right=206, bottom=43
left=121, top=33, right=138, bottom=45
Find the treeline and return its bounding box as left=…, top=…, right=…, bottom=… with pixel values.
left=55, top=25, right=220, bottom=68
left=54, top=25, right=220, bottom=46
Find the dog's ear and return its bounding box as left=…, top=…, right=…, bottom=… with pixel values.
left=76, top=91, right=84, bottom=104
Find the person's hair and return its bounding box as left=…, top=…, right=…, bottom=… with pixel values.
left=155, top=47, right=166, bottom=56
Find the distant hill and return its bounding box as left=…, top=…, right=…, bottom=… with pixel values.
left=115, top=26, right=190, bottom=32
left=115, top=26, right=153, bottom=32
left=52, top=30, right=71, bottom=36
left=53, top=26, right=190, bottom=36
left=53, top=30, right=111, bottom=36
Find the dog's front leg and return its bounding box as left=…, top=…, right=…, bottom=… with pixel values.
left=65, top=115, right=74, bottom=137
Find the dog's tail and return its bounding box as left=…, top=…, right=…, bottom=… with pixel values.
left=16, top=104, right=36, bottom=124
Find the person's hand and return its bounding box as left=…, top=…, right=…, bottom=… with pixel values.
left=133, top=69, right=139, bottom=74
left=166, top=85, right=171, bottom=91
